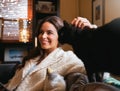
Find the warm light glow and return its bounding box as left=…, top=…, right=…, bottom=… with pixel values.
left=35, top=37, right=37, bottom=47
left=19, top=19, right=32, bottom=43
left=1, top=0, right=19, bottom=3
left=19, top=28, right=29, bottom=43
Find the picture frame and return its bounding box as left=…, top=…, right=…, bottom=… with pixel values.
left=92, top=0, right=105, bottom=27
left=36, top=1, right=52, bottom=13
left=0, top=18, right=3, bottom=39
left=2, top=19, right=19, bottom=40
left=4, top=47, right=28, bottom=62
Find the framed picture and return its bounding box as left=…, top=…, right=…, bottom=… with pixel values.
left=36, top=1, right=52, bottom=13
left=92, top=0, right=105, bottom=26
left=2, top=19, right=19, bottom=40
left=4, top=47, right=28, bottom=62
left=0, top=18, right=3, bottom=39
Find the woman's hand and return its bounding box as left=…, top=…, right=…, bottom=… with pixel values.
left=71, top=17, right=97, bottom=29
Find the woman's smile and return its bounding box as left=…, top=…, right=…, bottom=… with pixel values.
left=38, top=22, right=58, bottom=52
left=41, top=39, right=50, bottom=45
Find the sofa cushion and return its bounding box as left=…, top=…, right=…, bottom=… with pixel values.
left=0, top=62, right=19, bottom=84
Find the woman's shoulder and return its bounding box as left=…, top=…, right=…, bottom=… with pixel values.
left=60, top=48, right=83, bottom=62
left=62, top=49, right=76, bottom=56
left=60, top=48, right=81, bottom=61
left=61, top=43, right=73, bottom=51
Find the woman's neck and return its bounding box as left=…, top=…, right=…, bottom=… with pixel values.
left=38, top=48, right=58, bottom=64
left=44, top=48, right=57, bottom=56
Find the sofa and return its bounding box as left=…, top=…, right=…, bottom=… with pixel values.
left=65, top=72, right=120, bottom=91
left=0, top=62, right=20, bottom=84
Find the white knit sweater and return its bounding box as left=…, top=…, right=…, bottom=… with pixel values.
left=6, top=48, right=85, bottom=91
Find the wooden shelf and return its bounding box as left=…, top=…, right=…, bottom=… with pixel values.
left=0, top=0, right=59, bottom=63
left=36, top=11, right=57, bottom=14
left=0, top=40, right=33, bottom=44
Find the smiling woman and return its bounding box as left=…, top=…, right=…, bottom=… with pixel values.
left=4, top=16, right=86, bottom=91
left=38, top=22, right=59, bottom=53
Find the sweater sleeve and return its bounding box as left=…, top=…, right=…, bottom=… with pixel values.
left=66, top=51, right=86, bottom=74
left=59, top=51, right=86, bottom=76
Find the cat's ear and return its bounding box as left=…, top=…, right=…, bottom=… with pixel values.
left=58, top=20, right=72, bottom=44
left=59, top=20, right=72, bottom=34
left=63, top=20, right=73, bottom=32
left=63, top=20, right=71, bottom=27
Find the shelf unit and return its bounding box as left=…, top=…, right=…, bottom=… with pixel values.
left=33, top=0, right=60, bottom=31
left=0, top=0, right=60, bottom=63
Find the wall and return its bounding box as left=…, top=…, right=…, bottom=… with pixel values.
left=60, top=0, right=120, bottom=25
left=60, top=0, right=79, bottom=22
left=79, top=0, right=92, bottom=22
left=60, top=0, right=80, bottom=50
left=59, top=0, right=120, bottom=50
left=60, top=0, right=92, bottom=51
left=105, top=0, right=120, bottom=23
left=60, top=0, right=92, bottom=23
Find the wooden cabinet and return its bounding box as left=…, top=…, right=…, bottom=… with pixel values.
left=0, top=0, right=60, bottom=63
left=0, top=42, right=33, bottom=63
left=0, top=0, right=33, bottom=63
left=33, top=0, right=60, bottom=30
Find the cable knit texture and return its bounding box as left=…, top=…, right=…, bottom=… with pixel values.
left=6, top=48, right=86, bottom=91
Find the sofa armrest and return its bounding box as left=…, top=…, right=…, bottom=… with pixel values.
left=65, top=72, right=89, bottom=91
left=0, top=62, right=20, bottom=84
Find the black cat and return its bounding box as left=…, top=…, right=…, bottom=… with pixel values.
left=58, top=18, right=120, bottom=82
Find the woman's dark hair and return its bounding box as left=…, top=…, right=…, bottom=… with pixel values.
left=20, top=16, right=64, bottom=68
left=36, top=16, right=64, bottom=37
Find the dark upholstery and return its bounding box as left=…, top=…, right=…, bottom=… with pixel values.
left=83, top=82, right=120, bottom=91
left=0, top=62, right=19, bottom=84
left=65, top=72, right=89, bottom=91
left=65, top=72, right=120, bottom=91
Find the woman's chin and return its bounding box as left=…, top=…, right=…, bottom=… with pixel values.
left=41, top=46, right=50, bottom=49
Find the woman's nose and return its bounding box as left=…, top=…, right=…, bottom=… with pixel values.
left=42, top=33, right=47, bottom=38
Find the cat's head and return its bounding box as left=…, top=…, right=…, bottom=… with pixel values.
left=58, top=21, right=76, bottom=44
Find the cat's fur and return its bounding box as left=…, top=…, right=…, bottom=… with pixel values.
left=58, top=18, right=120, bottom=82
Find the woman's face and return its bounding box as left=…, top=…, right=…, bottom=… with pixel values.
left=38, top=22, right=59, bottom=53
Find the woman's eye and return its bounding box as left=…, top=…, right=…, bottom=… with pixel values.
left=47, top=32, right=52, bottom=34
left=39, top=31, right=43, bottom=34
left=47, top=30, right=53, bottom=35
left=39, top=30, right=53, bottom=35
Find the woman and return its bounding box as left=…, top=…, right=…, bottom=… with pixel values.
left=5, top=16, right=88, bottom=91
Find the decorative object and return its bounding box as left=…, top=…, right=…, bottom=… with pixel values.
left=92, top=0, right=104, bottom=26
left=0, top=18, right=3, bottom=39
left=4, top=47, right=28, bottom=62
left=36, top=1, right=52, bottom=13
left=0, top=0, right=32, bottom=42
left=2, top=19, right=19, bottom=40
left=0, top=0, right=27, bottom=19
